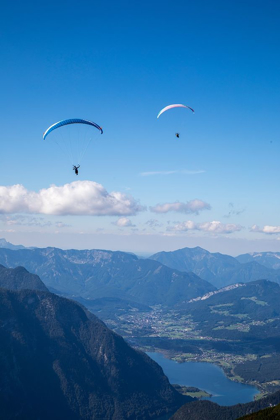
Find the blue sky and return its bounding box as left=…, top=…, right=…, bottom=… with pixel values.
left=1, top=0, right=280, bottom=254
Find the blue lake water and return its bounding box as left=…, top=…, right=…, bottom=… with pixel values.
left=147, top=352, right=259, bottom=406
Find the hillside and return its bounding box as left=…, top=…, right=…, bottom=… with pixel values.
left=170, top=391, right=280, bottom=420
left=0, top=288, right=189, bottom=419
left=179, top=280, right=280, bottom=341
left=238, top=403, right=280, bottom=419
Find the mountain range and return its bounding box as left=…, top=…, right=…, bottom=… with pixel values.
left=2, top=242, right=280, bottom=297
left=0, top=247, right=215, bottom=306
left=236, top=252, right=280, bottom=270
left=150, top=247, right=280, bottom=288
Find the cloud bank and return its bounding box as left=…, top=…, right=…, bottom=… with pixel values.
left=0, top=182, right=145, bottom=216
left=150, top=199, right=211, bottom=214
left=168, top=220, right=243, bottom=234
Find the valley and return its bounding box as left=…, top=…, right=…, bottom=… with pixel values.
left=110, top=306, right=280, bottom=395
left=87, top=284, right=280, bottom=396
left=1, top=242, right=280, bottom=413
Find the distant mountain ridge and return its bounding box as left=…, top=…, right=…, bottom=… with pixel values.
left=237, top=252, right=280, bottom=270
left=0, top=238, right=25, bottom=250
left=0, top=247, right=215, bottom=306
left=150, top=247, right=280, bottom=288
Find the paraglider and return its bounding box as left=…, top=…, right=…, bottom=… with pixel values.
left=43, top=118, right=103, bottom=173
left=73, top=165, right=80, bottom=175
left=157, top=104, right=195, bottom=119
left=157, top=104, right=194, bottom=139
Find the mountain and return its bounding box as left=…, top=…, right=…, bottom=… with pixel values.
left=150, top=246, right=239, bottom=282
left=178, top=279, right=280, bottom=341
left=0, top=238, right=25, bottom=250
left=237, top=252, right=280, bottom=270
left=170, top=391, right=280, bottom=420
left=0, top=247, right=215, bottom=306
left=150, top=247, right=280, bottom=288
left=0, top=264, right=48, bottom=291
left=0, top=288, right=189, bottom=420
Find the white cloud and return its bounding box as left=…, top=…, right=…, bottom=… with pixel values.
left=150, top=199, right=211, bottom=214
left=251, top=224, right=280, bottom=234
left=140, top=170, right=205, bottom=176
left=168, top=220, right=243, bottom=234
left=198, top=221, right=243, bottom=234
left=113, top=217, right=135, bottom=227
left=0, top=181, right=145, bottom=216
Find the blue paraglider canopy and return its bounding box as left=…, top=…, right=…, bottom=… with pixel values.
left=43, top=118, right=103, bottom=140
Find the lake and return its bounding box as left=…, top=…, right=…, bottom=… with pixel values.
left=147, top=352, right=259, bottom=406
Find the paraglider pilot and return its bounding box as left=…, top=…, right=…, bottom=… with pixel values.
left=73, top=165, right=80, bottom=175
left=175, top=133, right=180, bottom=138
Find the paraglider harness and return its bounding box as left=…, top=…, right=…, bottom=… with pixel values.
left=73, top=165, right=80, bottom=175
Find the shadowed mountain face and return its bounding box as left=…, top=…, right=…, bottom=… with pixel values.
left=0, top=264, right=48, bottom=291
left=0, top=289, right=188, bottom=420
left=150, top=247, right=280, bottom=288
left=0, top=248, right=215, bottom=306
left=170, top=391, right=280, bottom=420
